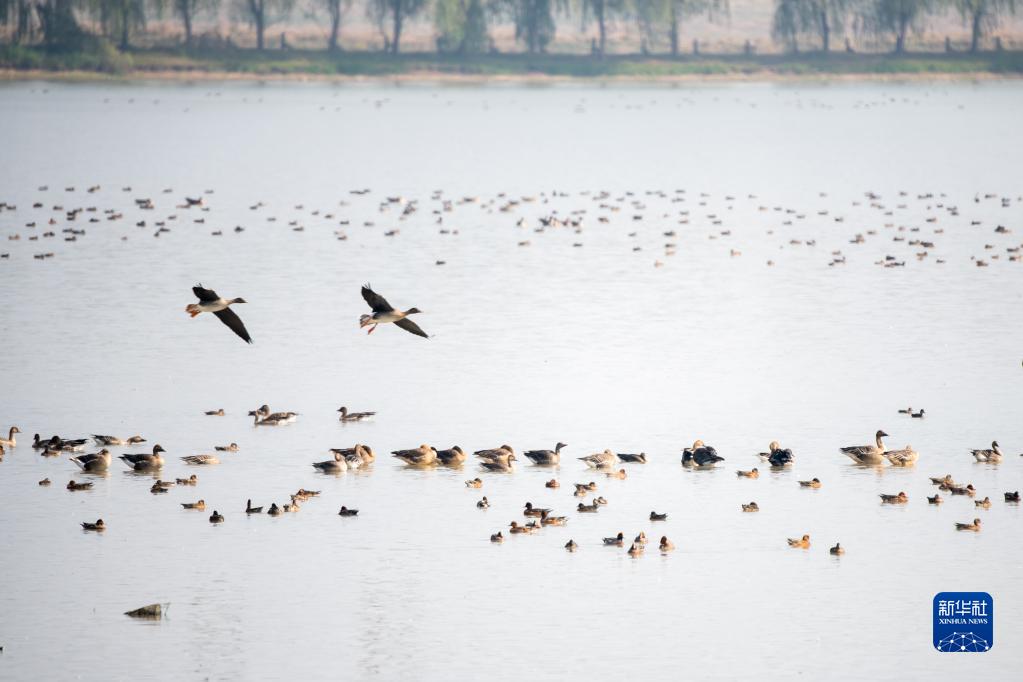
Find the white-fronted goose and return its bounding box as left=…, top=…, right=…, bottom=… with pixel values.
left=481, top=454, right=516, bottom=472
left=436, top=446, right=466, bottom=466
left=312, top=451, right=348, bottom=473
left=579, top=449, right=617, bottom=469
left=524, top=442, right=566, bottom=465
left=474, top=445, right=514, bottom=463
left=71, top=449, right=112, bottom=472
left=840, top=430, right=889, bottom=464
left=884, top=445, right=919, bottom=466
left=181, top=454, right=220, bottom=465
left=392, top=444, right=437, bottom=466
left=971, top=441, right=1002, bottom=463
left=119, top=444, right=166, bottom=470
left=186, top=284, right=252, bottom=344
left=360, top=284, right=428, bottom=338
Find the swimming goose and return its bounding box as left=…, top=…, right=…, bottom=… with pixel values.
left=829, top=543, right=845, bottom=555
left=176, top=475, right=198, bottom=485
left=392, top=445, right=437, bottom=466
left=435, top=446, right=466, bottom=466
left=360, top=284, right=428, bottom=337
left=603, top=532, right=625, bottom=546
left=975, top=497, right=991, bottom=509
left=491, top=532, right=504, bottom=543
left=627, top=543, right=644, bottom=556
left=81, top=519, right=105, bottom=531
left=181, top=500, right=206, bottom=510
left=209, top=510, right=225, bottom=523
left=474, top=445, right=514, bottom=463
left=617, top=452, right=647, bottom=463
left=119, top=444, right=166, bottom=470
left=650, top=511, right=668, bottom=521
left=181, top=454, right=220, bottom=465
left=523, top=442, right=566, bottom=465
left=545, top=479, right=560, bottom=489
left=579, top=449, right=618, bottom=469
left=884, top=446, right=919, bottom=466
left=682, top=440, right=724, bottom=467
left=215, top=443, right=239, bottom=452
left=736, top=468, right=759, bottom=478
left=971, top=441, right=1002, bottom=463
left=565, top=539, right=578, bottom=551
left=955, top=518, right=981, bottom=531
left=659, top=536, right=675, bottom=552
left=787, top=534, right=811, bottom=548
left=71, top=449, right=112, bottom=472
left=928, top=494, right=943, bottom=504
left=605, top=468, right=627, bottom=480
left=186, top=284, right=252, bottom=344
left=0, top=426, right=21, bottom=447
left=66, top=480, right=93, bottom=491
left=742, top=501, right=760, bottom=512
left=254, top=405, right=298, bottom=423
left=523, top=502, right=551, bottom=517
left=246, top=499, right=263, bottom=514
left=330, top=445, right=374, bottom=466
left=204, top=409, right=225, bottom=416
left=1005, top=491, right=1021, bottom=502
left=337, top=406, right=376, bottom=422
left=481, top=454, right=516, bottom=472
left=577, top=500, right=599, bottom=513
left=879, top=491, right=908, bottom=504
left=840, top=430, right=889, bottom=464
left=799, top=478, right=822, bottom=488
left=92, top=434, right=146, bottom=446
left=338, top=506, right=359, bottom=517
left=312, top=451, right=348, bottom=473
left=248, top=410, right=291, bottom=426
left=477, top=496, right=489, bottom=509
left=465, top=478, right=483, bottom=488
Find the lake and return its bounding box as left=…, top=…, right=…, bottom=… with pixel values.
left=0, top=79, right=1021, bottom=680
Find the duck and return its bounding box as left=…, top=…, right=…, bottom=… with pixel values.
left=209, top=510, right=225, bottom=523
left=71, top=449, right=112, bottom=472
left=634, top=532, right=648, bottom=545
left=474, top=445, right=514, bottom=463
left=911, top=409, right=925, bottom=419
left=150, top=480, right=172, bottom=494
left=594, top=496, right=608, bottom=505
left=246, top=499, right=263, bottom=514
left=898, top=406, right=912, bottom=414
left=284, top=496, right=302, bottom=512
left=256, top=405, right=299, bottom=423
left=545, top=479, right=560, bottom=489
left=92, top=434, right=145, bottom=446
left=540, top=510, right=568, bottom=526
left=435, top=446, right=466, bottom=466
left=577, top=500, right=599, bottom=513
left=465, top=478, right=483, bottom=488
left=759, top=441, right=794, bottom=467
left=573, top=481, right=598, bottom=493
left=186, top=284, right=252, bottom=344
left=481, top=454, right=516, bottom=472
left=627, top=542, right=644, bottom=556
left=181, top=500, right=206, bottom=510
left=605, top=468, right=627, bottom=480
left=204, top=408, right=225, bottom=416
left=359, top=284, right=428, bottom=337
left=214, top=443, right=239, bottom=452
left=337, top=406, right=376, bottom=422
left=0, top=426, right=21, bottom=447
left=955, top=518, right=981, bottom=531
left=975, top=497, right=991, bottom=509
left=267, top=503, right=282, bottom=516
left=829, top=543, right=845, bottom=555
left=742, top=501, right=760, bottom=512
left=736, top=468, right=759, bottom=478
left=579, top=449, right=618, bottom=469
left=392, top=444, right=438, bottom=466
left=682, top=440, right=724, bottom=467
left=927, top=494, right=943, bottom=504
left=176, top=475, right=198, bottom=485
left=659, top=536, right=675, bottom=552
left=1006, top=491, right=1021, bottom=502
left=38, top=478, right=50, bottom=486
left=508, top=521, right=536, bottom=534
left=477, top=496, right=489, bottom=509
left=617, top=452, right=647, bottom=463
left=603, top=532, right=625, bottom=546
left=119, top=444, right=166, bottom=470
left=971, top=441, right=1002, bottom=463
left=337, top=506, right=359, bottom=517
left=66, top=480, right=93, bottom=491
left=81, top=519, right=105, bottom=531
left=181, top=454, right=220, bottom=465
left=40, top=444, right=62, bottom=457
left=840, top=430, right=889, bottom=464
left=950, top=484, right=977, bottom=497
left=884, top=445, right=919, bottom=466
left=787, top=534, right=811, bottom=548
left=879, top=491, right=908, bottom=504
left=491, top=532, right=504, bottom=543
left=0, top=443, right=4, bottom=459
left=523, top=502, right=551, bottom=517
left=523, top=442, right=566, bottom=465
left=293, top=489, right=320, bottom=501
left=312, top=451, right=348, bottom=473
left=799, top=478, right=822, bottom=489
left=564, top=539, right=578, bottom=551
left=650, top=511, right=668, bottom=521
left=930, top=474, right=954, bottom=486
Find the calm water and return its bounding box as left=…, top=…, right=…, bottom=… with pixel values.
left=1, top=80, right=1021, bottom=680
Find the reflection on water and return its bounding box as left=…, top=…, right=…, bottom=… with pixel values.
left=0, top=80, right=1021, bottom=680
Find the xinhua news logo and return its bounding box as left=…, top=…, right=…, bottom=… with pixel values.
left=933, top=592, right=993, bottom=652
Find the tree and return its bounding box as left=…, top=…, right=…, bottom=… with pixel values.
left=503, top=0, right=559, bottom=54
left=434, top=0, right=489, bottom=53
left=369, top=0, right=427, bottom=54
left=581, top=0, right=625, bottom=56
left=237, top=0, right=294, bottom=50
left=772, top=0, right=803, bottom=52
left=90, top=0, right=146, bottom=49
left=770, top=0, right=850, bottom=52
left=860, top=0, right=933, bottom=53
left=35, top=0, right=85, bottom=48
left=1, top=0, right=35, bottom=44
left=955, top=0, right=1017, bottom=52
left=318, top=0, right=351, bottom=51
left=173, top=0, right=219, bottom=47
left=633, top=1, right=728, bottom=57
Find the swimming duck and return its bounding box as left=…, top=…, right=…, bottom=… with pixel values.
left=0, top=443, right=4, bottom=459
left=627, top=543, right=644, bottom=556
left=38, top=478, right=50, bottom=486
left=209, top=510, right=225, bottom=523
left=540, top=510, right=568, bottom=526
left=181, top=500, right=206, bottom=510
left=898, top=407, right=912, bottom=414
left=40, top=444, right=62, bottom=457
left=360, top=284, right=428, bottom=337
left=337, top=406, right=376, bottom=422
left=545, top=479, right=560, bottom=489
left=742, top=501, right=760, bottom=512
left=176, top=475, right=198, bottom=485
left=150, top=480, right=172, bottom=494
left=1006, top=491, right=1021, bottom=502
left=186, top=284, right=252, bottom=344
left=573, top=482, right=598, bottom=494
left=508, top=521, right=536, bottom=534
left=759, top=441, right=795, bottom=467
left=829, top=542, right=845, bottom=555
left=577, top=500, right=599, bottom=513
left=605, top=468, right=627, bottom=480
left=603, top=532, right=625, bottom=546
left=477, top=496, right=489, bottom=509
left=736, top=468, right=759, bottom=478
left=950, top=484, right=976, bottom=497
left=267, top=503, right=282, bottom=516
left=0, top=426, right=21, bottom=448
left=66, top=480, right=93, bottom=491
left=481, top=454, right=516, bottom=472
left=930, top=474, right=954, bottom=486
left=92, top=434, right=145, bottom=446
left=971, top=441, right=1002, bottom=463
left=474, top=445, right=514, bottom=463
left=465, top=478, right=483, bottom=488
left=594, top=496, right=608, bottom=505
left=284, top=497, right=301, bottom=512
left=71, top=449, right=112, bottom=472
left=81, top=519, right=105, bottom=531
left=975, top=497, right=991, bottom=509
left=650, top=511, right=668, bottom=521
left=682, top=440, right=724, bottom=467
left=880, top=491, right=908, bottom=504
left=884, top=446, right=919, bottom=466
left=955, top=518, right=981, bottom=531
left=634, top=532, right=648, bottom=545
left=491, top=532, right=504, bottom=543
left=523, top=442, right=567, bottom=465
left=204, top=409, right=225, bottom=416
left=911, top=409, right=925, bottom=419
left=435, top=446, right=466, bottom=466
left=312, top=451, right=348, bottom=473
left=840, top=430, right=889, bottom=464
left=338, top=506, right=359, bottom=517
left=523, top=502, right=551, bottom=517
left=392, top=444, right=437, bottom=466
left=579, top=449, right=618, bottom=469
left=927, top=494, right=943, bottom=504
left=214, top=443, right=239, bottom=452
left=659, top=536, right=675, bottom=551
left=181, top=454, right=220, bottom=465
left=246, top=499, right=263, bottom=514
left=787, top=534, right=811, bottom=548
left=330, top=445, right=373, bottom=467
left=617, top=452, right=647, bottom=463
left=565, top=539, right=578, bottom=551
left=293, top=489, right=320, bottom=501
left=119, top=444, right=166, bottom=470
left=799, top=478, right=822, bottom=489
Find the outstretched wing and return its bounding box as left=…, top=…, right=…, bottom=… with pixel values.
left=214, top=307, right=253, bottom=344
left=395, top=317, right=428, bottom=338
left=361, top=284, right=393, bottom=313
left=193, top=284, right=219, bottom=302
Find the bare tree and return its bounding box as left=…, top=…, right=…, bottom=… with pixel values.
left=860, top=0, right=933, bottom=53
left=369, top=0, right=427, bottom=54
left=955, top=0, right=1017, bottom=52
left=174, top=0, right=219, bottom=47
left=581, top=0, right=625, bottom=56
left=237, top=0, right=294, bottom=50
left=317, top=0, right=352, bottom=51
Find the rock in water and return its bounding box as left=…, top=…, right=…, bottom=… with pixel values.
left=124, top=603, right=166, bottom=619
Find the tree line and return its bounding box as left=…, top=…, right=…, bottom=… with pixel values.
left=1, top=0, right=1017, bottom=55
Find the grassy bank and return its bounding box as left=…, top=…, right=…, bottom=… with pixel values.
left=3, top=43, right=1023, bottom=80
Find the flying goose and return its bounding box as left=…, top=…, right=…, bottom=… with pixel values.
left=360, top=284, right=427, bottom=338
left=71, top=449, right=112, bottom=472
left=338, top=406, right=376, bottom=422
left=884, top=445, right=919, bottom=466
left=840, top=430, right=889, bottom=464
left=119, top=444, right=166, bottom=470
left=681, top=440, right=724, bottom=467
left=523, top=442, right=567, bottom=465
left=186, top=284, right=252, bottom=344
left=971, top=441, right=1002, bottom=463
left=392, top=444, right=437, bottom=466
left=579, top=449, right=618, bottom=469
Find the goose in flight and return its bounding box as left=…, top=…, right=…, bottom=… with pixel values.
left=360, top=284, right=427, bottom=338
left=186, top=284, right=252, bottom=344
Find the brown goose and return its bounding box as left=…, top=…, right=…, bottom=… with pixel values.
left=186, top=284, right=252, bottom=344
left=360, top=284, right=427, bottom=338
